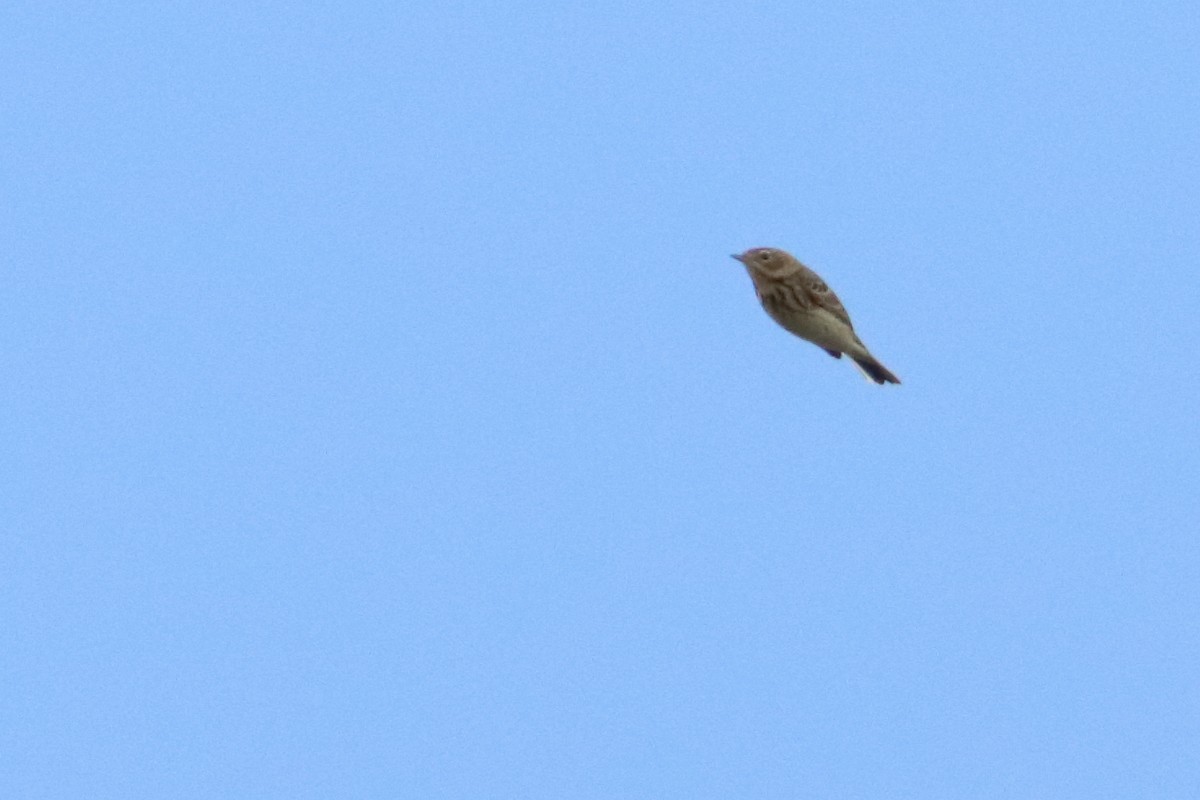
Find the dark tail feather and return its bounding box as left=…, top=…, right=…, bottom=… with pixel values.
left=852, top=355, right=901, bottom=385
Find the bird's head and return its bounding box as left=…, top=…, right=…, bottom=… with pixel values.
left=731, top=247, right=801, bottom=278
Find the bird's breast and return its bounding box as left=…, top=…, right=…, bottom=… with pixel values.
left=758, top=288, right=857, bottom=353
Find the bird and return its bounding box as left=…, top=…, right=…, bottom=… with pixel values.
left=732, top=247, right=900, bottom=385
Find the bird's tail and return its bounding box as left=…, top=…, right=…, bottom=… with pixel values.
left=850, top=354, right=901, bottom=385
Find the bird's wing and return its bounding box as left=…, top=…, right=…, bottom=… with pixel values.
left=800, top=270, right=854, bottom=330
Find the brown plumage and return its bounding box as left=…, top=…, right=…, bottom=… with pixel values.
left=733, top=247, right=900, bottom=385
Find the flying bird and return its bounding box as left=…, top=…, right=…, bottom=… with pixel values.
left=733, top=247, right=900, bottom=385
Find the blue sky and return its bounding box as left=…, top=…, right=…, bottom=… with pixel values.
left=4, top=1, right=1198, bottom=797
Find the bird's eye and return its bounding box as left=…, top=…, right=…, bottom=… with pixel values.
left=758, top=252, right=771, bottom=260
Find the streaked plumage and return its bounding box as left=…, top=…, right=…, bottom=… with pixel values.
left=733, top=247, right=900, bottom=385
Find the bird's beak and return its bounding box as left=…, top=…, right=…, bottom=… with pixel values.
left=731, top=253, right=745, bottom=263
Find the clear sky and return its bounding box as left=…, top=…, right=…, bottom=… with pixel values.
left=4, top=2, right=1198, bottom=797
